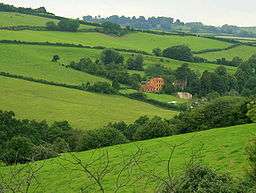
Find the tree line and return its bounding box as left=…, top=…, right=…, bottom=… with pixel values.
left=83, top=15, right=256, bottom=38
left=0, top=94, right=254, bottom=165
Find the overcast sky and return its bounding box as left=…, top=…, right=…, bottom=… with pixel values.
left=1, top=0, right=255, bottom=26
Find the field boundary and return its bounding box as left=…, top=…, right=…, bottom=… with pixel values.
left=0, top=71, right=182, bottom=111
left=0, top=39, right=152, bottom=55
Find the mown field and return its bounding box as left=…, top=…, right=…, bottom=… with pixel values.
left=0, top=30, right=232, bottom=52
left=0, top=12, right=58, bottom=27
left=197, top=45, right=256, bottom=61
left=2, top=123, right=255, bottom=193
left=0, top=43, right=237, bottom=85
left=0, top=43, right=107, bottom=85
left=145, top=92, right=188, bottom=103
left=0, top=76, right=175, bottom=129
left=0, top=11, right=96, bottom=29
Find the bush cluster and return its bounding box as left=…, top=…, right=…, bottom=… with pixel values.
left=69, top=49, right=143, bottom=88
left=0, top=111, right=81, bottom=164
left=0, top=40, right=151, bottom=56
left=0, top=71, right=117, bottom=95
left=46, top=19, right=80, bottom=32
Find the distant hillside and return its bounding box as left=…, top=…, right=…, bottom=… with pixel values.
left=83, top=15, right=256, bottom=38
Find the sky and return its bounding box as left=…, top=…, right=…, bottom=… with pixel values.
left=1, top=0, right=255, bottom=26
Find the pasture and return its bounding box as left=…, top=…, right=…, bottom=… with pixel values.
left=197, top=45, right=256, bottom=61
left=2, top=123, right=255, bottom=192
left=0, top=30, right=232, bottom=52
left=0, top=76, right=175, bottom=129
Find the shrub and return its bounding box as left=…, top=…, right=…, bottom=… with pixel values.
left=2, top=136, right=35, bottom=164
left=100, top=49, right=124, bottom=65
left=162, top=164, right=238, bottom=193
left=87, top=82, right=117, bottom=94
left=247, top=101, right=256, bottom=122
left=163, top=45, right=194, bottom=62
left=152, top=48, right=162, bottom=56
left=174, top=96, right=251, bottom=133
left=46, top=21, right=58, bottom=30
left=133, top=116, right=175, bottom=140
left=57, top=19, right=80, bottom=32
left=100, top=21, right=128, bottom=36
left=128, top=92, right=147, bottom=100
left=246, top=138, right=256, bottom=181
left=78, top=127, right=128, bottom=151
left=52, top=55, right=60, bottom=62
left=126, top=55, right=144, bottom=71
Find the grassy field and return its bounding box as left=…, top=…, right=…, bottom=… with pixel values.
left=2, top=123, right=256, bottom=192
left=0, top=43, right=107, bottom=85
left=144, top=55, right=237, bottom=74
left=0, top=11, right=96, bottom=29
left=0, top=43, right=236, bottom=86
left=145, top=93, right=188, bottom=104
left=0, top=30, right=232, bottom=52
left=197, top=45, right=256, bottom=61
left=0, top=76, right=175, bottom=129
left=0, top=12, right=59, bottom=27
left=120, top=88, right=188, bottom=104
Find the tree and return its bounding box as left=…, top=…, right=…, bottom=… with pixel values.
left=145, top=64, right=171, bottom=77
left=235, top=62, right=254, bottom=91
left=101, top=21, right=127, bottom=36
left=152, top=48, right=162, bottom=56
left=100, top=49, right=124, bottom=65
left=247, top=101, right=256, bottom=122
left=3, top=136, right=34, bottom=164
left=174, top=96, right=250, bottom=133
left=46, top=21, right=58, bottom=30
left=231, top=57, right=243, bottom=67
left=126, top=55, right=144, bottom=71
left=246, top=138, right=256, bottom=181
left=162, top=45, right=194, bottom=62
left=52, top=55, right=60, bottom=62
left=57, top=19, right=80, bottom=32
left=112, top=79, right=120, bottom=90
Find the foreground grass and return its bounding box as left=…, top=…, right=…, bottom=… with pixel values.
left=0, top=76, right=175, bottom=129
left=197, top=45, right=256, bottom=61
left=2, top=123, right=256, bottom=192
left=0, top=30, right=232, bottom=52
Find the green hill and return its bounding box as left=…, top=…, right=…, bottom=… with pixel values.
left=0, top=30, right=232, bottom=52
left=0, top=76, right=175, bottom=129
left=0, top=11, right=58, bottom=27
left=0, top=43, right=107, bottom=85
left=197, top=45, right=256, bottom=61
left=2, top=123, right=255, bottom=192
left=0, top=43, right=236, bottom=85
left=0, top=11, right=96, bottom=30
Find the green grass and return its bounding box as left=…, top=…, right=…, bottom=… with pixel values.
left=0, top=43, right=106, bottom=85
left=0, top=76, right=175, bottom=129
left=145, top=93, right=188, bottom=104
left=2, top=123, right=256, bottom=192
left=144, top=55, right=237, bottom=74
left=0, top=43, right=236, bottom=86
left=197, top=45, right=256, bottom=61
left=0, top=12, right=59, bottom=27
left=0, top=30, right=232, bottom=52
left=119, top=89, right=188, bottom=104
left=0, top=12, right=96, bottom=30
